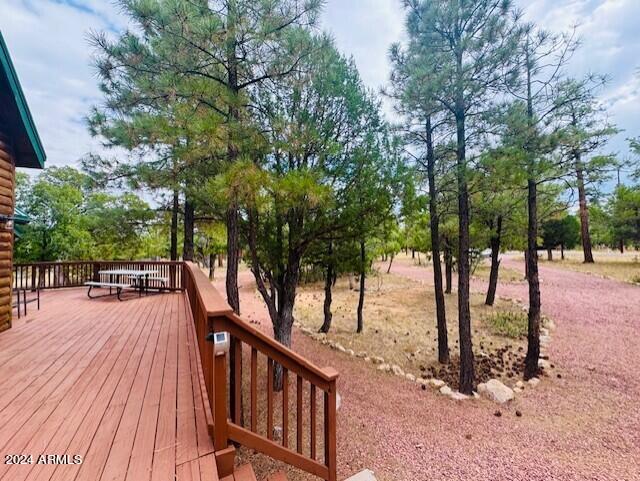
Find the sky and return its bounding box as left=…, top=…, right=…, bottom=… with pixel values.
left=1, top=0, right=638, bottom=174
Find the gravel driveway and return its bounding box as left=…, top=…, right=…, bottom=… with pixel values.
left=219, top=256, right=640, bottom=481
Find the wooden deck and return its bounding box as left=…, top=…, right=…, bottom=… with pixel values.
left=0, top=288, right=218, bottom=481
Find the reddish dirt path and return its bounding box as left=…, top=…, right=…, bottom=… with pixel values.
left=214, top=257, right=640, bottom=481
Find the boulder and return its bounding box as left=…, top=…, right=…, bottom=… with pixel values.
left=431, top=379, right=445, bottom=388
left=527, top=377, right=540, bottom=387
left=538, top=358, right=551, bottom=369
left=377, top=363, right=391, bottom=372
left=449, top=391, right=469, bottom=401
left=345, top=469, right=377, bottom=481
left=346, top=349, right=355, bottom=356
left=481, top=379, right=514, bottom=404
left=439, top=385, right=453, bottom=396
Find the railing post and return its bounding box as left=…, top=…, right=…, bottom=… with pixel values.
left=323, top=370, right=338, bottom=481
left=213, top=342, right=235, bottom=478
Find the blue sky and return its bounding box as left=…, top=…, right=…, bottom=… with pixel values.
left=1, top=0, right=638, bottom=175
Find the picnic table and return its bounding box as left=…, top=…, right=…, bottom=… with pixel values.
left=85, top=269, right=165, bottom=301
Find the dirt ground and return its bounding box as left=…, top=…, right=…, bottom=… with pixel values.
left=293, top=257, right=529, bottom=389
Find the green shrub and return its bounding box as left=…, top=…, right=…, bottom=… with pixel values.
left=484, top=311, right=528, bottom=338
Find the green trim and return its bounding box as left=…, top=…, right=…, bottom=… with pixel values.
left=13, top=207, right=30, bottom=224
left=0, top=31, right=46, bottom=169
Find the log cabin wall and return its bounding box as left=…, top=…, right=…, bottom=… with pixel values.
left=0, top=130, right=14, bottom=332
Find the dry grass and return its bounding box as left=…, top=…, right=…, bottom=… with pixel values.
left=294, top=272, right=527, bottom=388
left=539, top=249, right=640, bottom=284
left=472, top=263, right=525, bottom=283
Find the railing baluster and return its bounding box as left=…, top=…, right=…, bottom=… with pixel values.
left=310, top=384, right=316, bottom=460
left=297, top=375, right=303, bottom=454
left=233, top=338, right=242, bottom=425
left=282, top=368, right=289, bottom=448
left=267, top=358, right=274, bottom=440
left=251, top=347, right=257, bottom=432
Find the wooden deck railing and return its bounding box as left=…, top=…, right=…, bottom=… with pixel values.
left=13, top=260, right=184, bottom=291
left=182, top=262, right=338, bottom=481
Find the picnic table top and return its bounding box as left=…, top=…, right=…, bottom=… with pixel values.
left=98, top=269, right=159, bottom=276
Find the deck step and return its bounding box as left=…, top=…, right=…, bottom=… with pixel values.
left=265, top=471, right=288, bottom=481
left=231, top=463, right=258, bottom=481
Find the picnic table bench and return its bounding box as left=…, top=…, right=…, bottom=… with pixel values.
left=85, top=281, right=132, bottom=301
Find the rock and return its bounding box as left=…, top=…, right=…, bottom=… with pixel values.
left=344, top=469, right=377, bottom=481
left=405, top=373, right=416, bottom=382
left=439, top=385, right=453, bottom=396
left=346, top=349, right=355, bottom=356
left=515, top=380, right=525, bottom=389
left=481, top=379, right=514, bottom=404
left=391, top=365, right=405, bottom=377
left=430, top=379, right=445, bottom=388
left=538, top=359, right=551, bottom=369
left=527, top=377, right=540, bottom=387
left=371, top=356, right=385, bottom=365
left=356, top=351, right=368, bottom=358
left=513, top=387, right=522, bottom=393
left=516, top=410, right=523, bottom=417
left=449, top=391, right=469, bottom=401
left=377, top=363, right=391, bottom=372
left=364, top=356, right=371, bottom=363
left=335, top=343, right=346, bottom=353
left=477, top=383, right=487, bottom=395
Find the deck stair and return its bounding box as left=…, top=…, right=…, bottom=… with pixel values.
left=220, top=463, right=288, bottom=481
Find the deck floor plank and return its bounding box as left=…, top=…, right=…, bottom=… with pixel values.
left=0, top=288, right=221, bottom=481
left=2, top=293, right=150, bottom=481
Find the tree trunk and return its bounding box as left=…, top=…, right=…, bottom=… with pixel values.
left=547, top=248, right=553, bottom=261
left=524, top=178, right=542, bottom=380
left=183, top=198, right=194, bottom=261
left=619, top=240, right=624, bottom=254
left=444, top=240, right=453, bottom=294
left=426, top=116, right=449, bottom=364
left=560, top=243, right=565, bottom=260
left=170, top=189, right=179, bottom=261
left=319, top=242, right=334, bottom=333
left=576, top=161, right=595, bottom=263
left=209, top=253, right=215, bottom=280
left=356, top=239, right=365, bottom=333
left=412, top=249, right=415, bottom=259
left=485, top=216, right=502, bottom=306
left=386, top=253, right=394, bottom=274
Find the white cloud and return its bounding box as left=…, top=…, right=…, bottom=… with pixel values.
left=1, top=0, right=638, bottom=175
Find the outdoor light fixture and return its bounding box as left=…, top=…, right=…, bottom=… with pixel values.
left=206, top=331, right=230, bottom=356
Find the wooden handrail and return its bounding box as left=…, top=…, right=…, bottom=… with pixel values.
left=13, top=260, right=184, bottom=291
left=182, top=262, right=338, bottom=481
